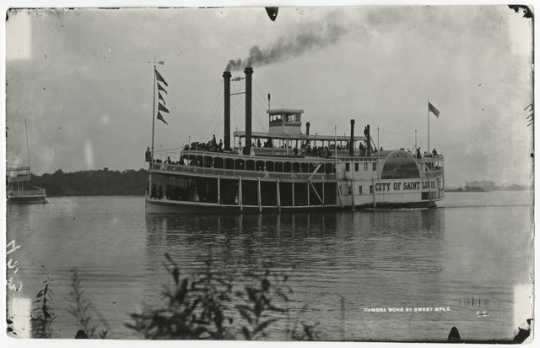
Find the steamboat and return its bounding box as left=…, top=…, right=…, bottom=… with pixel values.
left=145, top=67, right=444, bottom=213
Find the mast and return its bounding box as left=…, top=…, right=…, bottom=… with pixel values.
left=24, top=119, right=31, bottom=170
left=377, top=126, right=380, bottom=155
left=151, top=64, right=156, bottom=161
left=427, top=99, right=430, bottom=154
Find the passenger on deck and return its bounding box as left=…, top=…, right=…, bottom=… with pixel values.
left=145, top=147, right=151, bottom=162
left=432, top=148, right=438, bottom=156
left=416, top=147, right=422, bottom=159
left=359, top=143, right=366, bottom=156
left=257, top=138, right=262, bottom=148
left=218, top=139, right=223, bottom=152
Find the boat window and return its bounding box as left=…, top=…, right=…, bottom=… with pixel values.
left=359, top=185, right=362, bottom=194
left=270, top=115, right=282, bottom=124
left=372, top=162, right=377, bottom=171
left=355, top=163, right=359, bottom=172
left=284, top=162, right=291, bottom=172
left=275, top=162, right=283, bottom=172
left=246, top=160, right=255, bottom=171
left=293, top=163, right=300, bottom=172
left=266, top=161, right=274, bottom=172
left=235, top=159, right=244, bottom=170
left=364, top=162, right=368, bottom=171
left=214, top=157, right=223, bottom=169
left=345, top=163, right=350, bottom=171
left=301, top=163, right=309, bottom=173
left=381, top=151, right=420, bottom=179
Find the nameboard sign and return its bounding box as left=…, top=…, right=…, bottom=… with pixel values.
left=374, top=180, right=438, bottom=192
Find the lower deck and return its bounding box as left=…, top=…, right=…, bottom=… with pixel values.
left=147, top=171, right=443, bottom=213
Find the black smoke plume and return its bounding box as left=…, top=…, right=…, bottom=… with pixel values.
left=225, top=17, right=348, bottom=71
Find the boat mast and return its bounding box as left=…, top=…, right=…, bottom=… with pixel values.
left=24, top=119, right=31, bottom=170
left=427, top=99, right=430, bottom=153
left=151, top=63, right=156, bottom=160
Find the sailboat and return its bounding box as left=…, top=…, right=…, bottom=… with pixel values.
left=7, top=120, right=47, bottom=204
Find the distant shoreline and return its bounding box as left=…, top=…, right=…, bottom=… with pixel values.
left=27, top=168, right=531, bottom=197
left=445, top=188, right=532, bottom=193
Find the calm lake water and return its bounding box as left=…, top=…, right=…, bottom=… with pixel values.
left=6, top=191, right=533, bottom=341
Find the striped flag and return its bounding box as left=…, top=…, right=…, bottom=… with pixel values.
left=155, top=68, right=168, bottom=86
left=428, top=102, right=440, bottom=118
left=154, top=67, right=170, bottom=125
left=157, top=83, right=167, bottom=94
left=158, top=103, right=169, bottom=113
left=158, top=92, right=166, bottom=104
left=156, top=112, right=168, bottom=125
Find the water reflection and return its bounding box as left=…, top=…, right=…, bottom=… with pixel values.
left=143, top=209, right=447, bottom=340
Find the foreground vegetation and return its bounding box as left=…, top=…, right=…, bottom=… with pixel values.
left=22, top=254, right=319, bottom=340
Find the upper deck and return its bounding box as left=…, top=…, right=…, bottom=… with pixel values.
left=7, top=166, right=31, bottom=184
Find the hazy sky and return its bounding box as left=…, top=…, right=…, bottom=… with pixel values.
left=6, top=6, right=533, bottom=186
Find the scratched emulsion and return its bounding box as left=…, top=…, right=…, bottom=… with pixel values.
left=6, top=191, right=532, bottom=340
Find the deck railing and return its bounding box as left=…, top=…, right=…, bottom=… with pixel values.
left=151, top=162, right=336, bottom=181
left=8, top=188, right=46, bottom=197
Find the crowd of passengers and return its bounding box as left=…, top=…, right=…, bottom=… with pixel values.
left=175, top=134, right=387, bottom=158
left=144, top=133, right=441, bottom=169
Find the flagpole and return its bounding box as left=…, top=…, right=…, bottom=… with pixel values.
left=427, top=99, right=430, bottom=154
left=151, top=64, right=156, bottom=161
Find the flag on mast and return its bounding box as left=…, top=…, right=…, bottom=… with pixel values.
left=158, top=103, right=169, bottom=113
left=158, top=92, right=166, bottom=104
left=428, top=102, right=440, bottom=118
left=157, top=83, right=167, bottom=94
left=154, top=68, right=168, bottom=86
left=156, top=112, right=168, bottom=125
left=154, top=67, right=170, bottom=124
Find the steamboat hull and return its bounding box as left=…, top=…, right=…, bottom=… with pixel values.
left=145, top=197, right=437, bottom=214
left=145, top=155, right=444, bottom=215
left=8, top=195, right=47, bottom=204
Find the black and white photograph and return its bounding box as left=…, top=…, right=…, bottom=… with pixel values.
left=4, top=2, right=535, bottom=343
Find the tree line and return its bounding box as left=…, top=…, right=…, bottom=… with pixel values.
left=31, top=168, right=147, bottom=196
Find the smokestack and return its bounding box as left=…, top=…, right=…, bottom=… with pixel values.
left=349, top=119, right=355, bottom=156
left=306, top=122, right=310, bottom=136
left=223, top=71, right=231, bottom=151
left=244, top=67, right=253, bottom=155
left=366, top=124, right=371, bottom=157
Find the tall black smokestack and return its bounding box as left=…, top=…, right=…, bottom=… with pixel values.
left=223, top=71, right=231, bottom=151
left=366, top=124, right=371, bottom=157
left=306, top=122, right=310, bottom=136
left=349, top=119, right=355, bottom=156
left=244, top=67, right=253, bottom=155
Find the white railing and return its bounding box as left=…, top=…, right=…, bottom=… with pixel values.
left=151, top=162, right=336, bottom=181
left=8, top=188, right=46, bottom=197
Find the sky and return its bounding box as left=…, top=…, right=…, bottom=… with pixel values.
left=6, top=6, right=533, bottom=187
